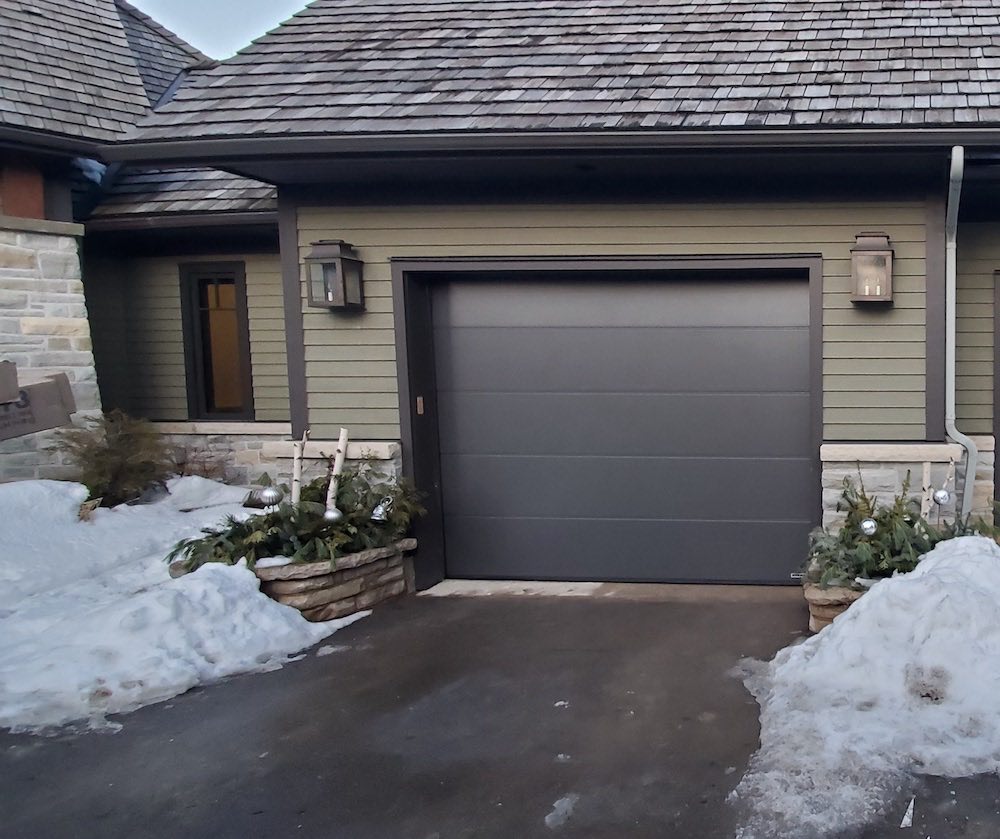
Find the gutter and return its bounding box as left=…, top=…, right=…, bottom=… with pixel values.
left=945, top=145, right=978, bottom=518
left=101, top=126, right=1000, bottom=165
left=85, top=210, right=278, bottom=232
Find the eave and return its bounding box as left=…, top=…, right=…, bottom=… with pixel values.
left=103, top=125, right=1000, bottom=167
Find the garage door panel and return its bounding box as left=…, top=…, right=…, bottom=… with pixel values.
left=433, top=279, right=809, bottom=328
left=443, top=516, right=812, bottom=583
left=438, top=392, right=811, bottom=457
left=440, top=454, right=816, bottom=521
left=434, top=326, right=810, bottom=393
left=431, top=276, right=815, bottom=583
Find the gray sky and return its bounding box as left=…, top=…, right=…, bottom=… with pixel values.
left=129, top=0, right=311, bottom=59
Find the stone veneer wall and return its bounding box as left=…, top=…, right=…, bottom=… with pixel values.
left=153, top=423, right=402, bottom=486
left=0, top=217, right=100, bottom=481
left=821, top=438, right=995, bottom=530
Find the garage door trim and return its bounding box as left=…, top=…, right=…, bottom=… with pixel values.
left=391, top=254, right=824, bottom=589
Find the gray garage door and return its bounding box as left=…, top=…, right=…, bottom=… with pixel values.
left=432, top=275, right=816, bottom=583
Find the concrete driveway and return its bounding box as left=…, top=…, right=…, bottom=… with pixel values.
left=2, top=587, right=996, bottom=838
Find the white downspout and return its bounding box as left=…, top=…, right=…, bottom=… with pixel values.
left=945, top=145, right=978, bottom=517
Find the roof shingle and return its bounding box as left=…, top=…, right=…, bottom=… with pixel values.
left=90, top=167, right=276, bottom=218
left=0, top=0, right=203, bottom=143
left=129, top=0, right=1000, bottom=141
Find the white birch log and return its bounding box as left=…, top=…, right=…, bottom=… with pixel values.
left=920, top=461, right=932, bottom=518
left=291, top=429, right=308, bottom=504
left=325, top=427, right=350, bottom=510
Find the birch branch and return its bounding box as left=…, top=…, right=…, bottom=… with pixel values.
left=325, top=427, right=350, bottom=510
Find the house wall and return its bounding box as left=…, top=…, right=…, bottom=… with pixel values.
left=84, top=252, right=290, bottom=423
left=296, top=200, right=930, bottom=442
left=0, top=216, right=100, bottom=480
left=956, top=222, right=999, bottom=436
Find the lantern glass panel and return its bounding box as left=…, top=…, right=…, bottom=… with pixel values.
left=855, top=253, right=888, bottom=298
left=343, top=260, right=363, bottom=307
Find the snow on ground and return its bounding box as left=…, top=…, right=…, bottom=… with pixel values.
left=0, top=478, right=364, bottom=734
left=731, top=536, right=1000, bottom=838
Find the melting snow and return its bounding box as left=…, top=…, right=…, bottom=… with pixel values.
left=0, top=478, right=363, bottom=733
left=544, top=794, right=579, bottom=829
left=731, top=536, right=1000, bottom=838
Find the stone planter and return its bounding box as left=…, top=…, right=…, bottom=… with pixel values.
left=803, top=583, right=866, bottom=633
left=253, top=538, right=417, bottom=622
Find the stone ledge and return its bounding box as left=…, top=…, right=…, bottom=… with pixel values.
left=153, top=421, right=291, bottom=436
left=821, top=437, right=995, bottom=462
left=254, top=538, right=417, bottom=581
left=0, top=215, right=84, bottom=237
left=259, top=440, right=401, bottom=461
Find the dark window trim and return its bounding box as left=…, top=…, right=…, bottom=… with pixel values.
left=179, top=261, right=255, bottom=422
left=391, top=253, right=824, bottom=590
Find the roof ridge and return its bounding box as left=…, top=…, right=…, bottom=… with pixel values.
left=114, top=0, right=210, bottom=64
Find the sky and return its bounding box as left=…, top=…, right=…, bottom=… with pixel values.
left=129, top=0, right=311, bottom=59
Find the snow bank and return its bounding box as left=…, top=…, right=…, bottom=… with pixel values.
left=0, top=478, right=364, bottom=733
left=731, top=536, right=1000, bottom=838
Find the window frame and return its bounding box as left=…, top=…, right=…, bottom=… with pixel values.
left=179, top=261, right=255, bottom=422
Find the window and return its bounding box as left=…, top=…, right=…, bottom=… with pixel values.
left=180, top=263, right=254, bottom=420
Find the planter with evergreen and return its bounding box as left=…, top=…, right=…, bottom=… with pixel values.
left=167, top=463, right=424, bottom=621
left=804, top=474, right=999, bottom=632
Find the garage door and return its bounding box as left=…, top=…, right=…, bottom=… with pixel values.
left=431, top=275, right=816, bottom=583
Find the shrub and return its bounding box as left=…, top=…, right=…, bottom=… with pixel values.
left=167, top=460, right=424, bottom=573
left=806, top=474, right=1000, bottom=589
left=53, top=410, right=174, bottom=506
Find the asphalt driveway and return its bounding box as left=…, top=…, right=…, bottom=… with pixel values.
left=2, top=588, right=997, bottom=838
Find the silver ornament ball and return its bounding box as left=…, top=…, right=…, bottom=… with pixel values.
left=859, top=518, right=878, bottom=537
left=323, top=507, right=344, bottom=524
left=932, top=489, right=951, bottom=506
left=258, top=485, right=284, bottom=507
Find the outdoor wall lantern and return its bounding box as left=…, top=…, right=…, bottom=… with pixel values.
left=851, top=233, right=894, bottom=304
left=305, top=240, right=364, bottom=311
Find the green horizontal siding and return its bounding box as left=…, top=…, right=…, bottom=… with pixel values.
left=83, top=253, right=289, bottom=422
left=298, top=201, right=929, bottom=442
left=956, top=223, right=998, bottom=436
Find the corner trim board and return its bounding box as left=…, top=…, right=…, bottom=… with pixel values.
left=925, top=191, right=947, bottom=442
left=278, top=192, right=308, bottom=437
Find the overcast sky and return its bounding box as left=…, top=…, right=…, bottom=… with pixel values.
left=129, top=0, right=311, bottom=59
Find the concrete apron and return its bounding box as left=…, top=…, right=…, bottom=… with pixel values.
left=421, top=578, right=803, bottom=604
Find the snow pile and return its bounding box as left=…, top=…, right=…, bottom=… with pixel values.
left=0, top=478, right=363, bottom=733
left=731, top=536, right=1000, bottom=838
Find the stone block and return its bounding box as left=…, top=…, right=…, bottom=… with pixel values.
left=262, top=573, right=339, bottom=595
left=371, top=565, right=405, bottom=588
left=301, top=598, right=360, bottom=622
left=36, top=250, right=81, bottom=280
left=234, top=449, right=261, bottom=465
left=0, top=244, right=37, bottom=270
left=336, top=558, right=389, bottom=582
left=19, top=316, right=90, bottom=337
left=356, top=579, right=406, bottom=610
left=0, top=291, right=29, bottom=309
left=15, top=232, right=75, bottom=251
left=272, top=578, right=365, bottom=610
left=29, top=351, right=94, bottom=368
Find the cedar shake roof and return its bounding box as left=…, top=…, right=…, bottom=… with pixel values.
left=115, top=0, right=210, bottom=104
left=90, top=166, right=276, bottom=218
left=128, top=0, right=1000, bottom=142
left=0, top=0, right=204, bottom=145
